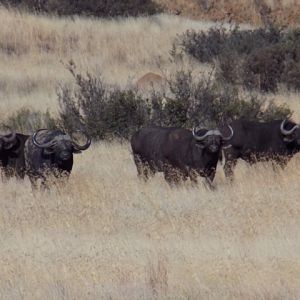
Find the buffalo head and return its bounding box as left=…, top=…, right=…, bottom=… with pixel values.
left=192, top=125, right=233, bottom=153
left=280, top=120, right=300, bottom=145
left=0, top=129, right=17, bottom=151
left=32, top=129, right=91, bottom=161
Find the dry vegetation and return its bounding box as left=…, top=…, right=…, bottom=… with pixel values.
left=1, top=7, right=300, bottom=299
left=2, top=143, right=300, bottom=299
left=0, top=8, right=224, bottom=118
left=156, top=0, right=300, bottom=26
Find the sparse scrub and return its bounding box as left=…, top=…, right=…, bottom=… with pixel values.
left=243, top=43, right=286, bottom=92
left=156, top=0, right=300, bottom=26
left=153, top=70, right=291, bottom=128
left=58, top=61, right=150, bottom=139
left=0, top=0, right=163, bottom=17
left=179, top=25, right=281, bottom=63
left=58, top=63, right=291, bottom=137
left=1, top=107, right=57, bottom=133
left=178, top=26, right=300, bottom=92
left=179, top=27, right=227, bottom=63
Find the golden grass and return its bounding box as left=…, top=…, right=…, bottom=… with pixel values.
left=1, top=142, right=300, bottom=299
left=0, top=7, right=253, bottom=119
left=1, top=7, right=300, bottom=299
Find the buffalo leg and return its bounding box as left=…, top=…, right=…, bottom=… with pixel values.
left=133, top=154, right=154, bottom=181
left=194, top=169, right=216, bottom=190
left=224, top=159, right=237, bottom=181
left=28, top=171, right=48, bottom=191
left=189, top=169, right=198, bottom=186
left=2, top=166, right=13, bottom=179
left=133, top=154, right=145, bottom=178
left=29, top=176, right=39, bottom=190
left=205, top=171, right=216, bottom=190
left=272, top=156, right=289, bottom=171
left=163, top=164, right=185, bottom=185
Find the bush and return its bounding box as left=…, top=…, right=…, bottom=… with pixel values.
left=58, top=61, right=149, bottom=140
left=215, top=48, right=243, bottom=86
left=178, top=26, right=300, bottom=92
left=161, top=70, right=192, bottom=127
left=280, top=29, right=300, bottom=91
left=0, top=0, right=163, bottom=17
left=150, top=70, right=292, bottom=129
left=184, top=72, right=290, bottom=127
left=1, top=107, right=57, bottom=133
left=179, top=25, right=281, bottom=63
left=179, top=27, right=227, bottom=63
left=58, top=62, right=292, bottom=140
left=243, top=44, right=287, bottom=92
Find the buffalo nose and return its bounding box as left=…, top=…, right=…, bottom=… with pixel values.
left=209, top=144, right=219, bottom=153
left=60, top=151, right=71, bottom=160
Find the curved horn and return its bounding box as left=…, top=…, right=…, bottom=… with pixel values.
left=32, top=129, right=56, bottom=148
left=280, top=119, right=299, bottom=135
left=193, top=128, right=224, bottom=141
left=222, top=125, right=234, bottom=141
left=193, top=127, right=210, bottom=141
left=71, top=131, right=91, bottom=151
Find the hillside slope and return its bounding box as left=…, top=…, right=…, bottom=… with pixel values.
left=156, top=0, right=300, bottom=25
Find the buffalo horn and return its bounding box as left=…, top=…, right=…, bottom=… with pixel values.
left=280, top=119, right=299, bottom=135
left=32, top=129, right=56, bottom=148
left=71, top=130, right=91, bottom=151
left=222, top=125, right=234, bottom=141
left=192, top=127, right=222, bottom=141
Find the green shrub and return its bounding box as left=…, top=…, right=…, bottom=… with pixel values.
left=179, top=27, right=227, bottom=63
left=179, top=25, right=281, bottom=63
left=150, top=70, right=292, bottom=128
left=58, top=61, right=149, bottom=140
left=243, top=44, right=286, bottom=92
left=178, top=25, right=300, bottom=92
left=178, top=71, right=291, bottom=127
left=58, top=62, right=292, bottom=140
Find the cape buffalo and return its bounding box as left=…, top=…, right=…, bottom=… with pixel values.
left=221, top=119, right=300, bottom=178
left=24, top=129, right=91, bottom=188
left=131, top=126, right=233, bottom=187
left=0, top=130, right=28, bottom=179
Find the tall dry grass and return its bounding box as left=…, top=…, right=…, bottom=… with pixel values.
left=1, top=142, right=300, bottom=299
left=0, top=8, right=245, bottom=118
left=0, top=7, right=300, bottom=299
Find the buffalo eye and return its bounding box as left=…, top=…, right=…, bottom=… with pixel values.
left=43, top=147, right=55, bottom=155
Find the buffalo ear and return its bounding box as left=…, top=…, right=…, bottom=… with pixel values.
left=283, top=137, right=295, bottom=143
left=221, top=140, right=232, bottom=149
left=73, top=148, right=82, bottom=154
left=222, top=144, right=232, bottom=149
left=43, top=147, right=55, bottom=155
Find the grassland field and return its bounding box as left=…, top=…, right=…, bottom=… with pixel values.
left=1, top=7, right=300, bottom=299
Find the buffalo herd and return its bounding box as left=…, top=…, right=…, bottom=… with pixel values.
left=131, top=119, right=300, bottom=188
left=0, top=128, right=91, bottom=188
left=0, top=118, right=300, bottom=189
